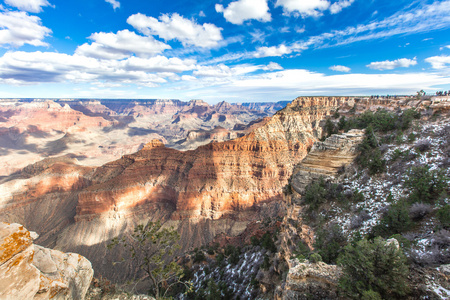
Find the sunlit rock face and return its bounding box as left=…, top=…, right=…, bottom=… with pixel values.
left=75, top=97, right=348, bottom=221
left=290, top=129, right=365, bottom=194
left=0, top=222, right=93, bottom=300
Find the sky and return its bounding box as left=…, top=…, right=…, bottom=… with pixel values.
left=0, top=0, right=450, bottom=103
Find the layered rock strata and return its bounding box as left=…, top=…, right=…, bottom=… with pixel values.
left=0, top=222, right=93, bottom=300
left=279, top=259, right=342, bottom=299
left=75, top=97, right=348, bottom=221
left=290, top=129, right=365, bottom=194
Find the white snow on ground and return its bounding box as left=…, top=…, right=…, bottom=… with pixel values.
left=323, top=118, right=449, bottom=256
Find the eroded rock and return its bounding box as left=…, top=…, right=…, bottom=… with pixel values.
left=0, top=222, right=93, bottom=300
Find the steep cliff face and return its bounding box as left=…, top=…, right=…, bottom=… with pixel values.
left=75, top=97, right=347, bottom=222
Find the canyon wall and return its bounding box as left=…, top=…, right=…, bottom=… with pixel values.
left=2, top=96, right=432, bottom=281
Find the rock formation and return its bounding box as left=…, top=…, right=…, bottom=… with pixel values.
left=290, top=129, right=365, bottom=194
left=0, top=222, right=93, bottom=300
left=0, top=98, right=283, bottom=176
left=279, top=259, right=342, bottom=299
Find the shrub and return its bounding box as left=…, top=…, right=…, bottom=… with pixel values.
left=224, top=245, right=241, bottom=265
left=314, top=223, right=347, bottom=264
left=404, top=166, right=448, bottom=204
left=309, top=253, right=322, bottom=263
left=409, top=202, right=433, bottom=221
left=436, top=204, right=450, bottom=229
left=303, top=177, right=328, bottom=210
left=361, top=290, right=382, bottom=300
left=356, top=126, right=386, bottom=175
left=338, top=237, right=410, bottom=299
left=324, top=118, right=337, bottom=137
left=193, top=250, right=206, bottom=263
left=372, top=201, right=413, bottom=237
left=260, top=232, right=277, bottom=252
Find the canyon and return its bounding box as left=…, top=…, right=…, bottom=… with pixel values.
left=1, top=95, right=447, bottom=285
left=0, top=98, right=286, bottom=177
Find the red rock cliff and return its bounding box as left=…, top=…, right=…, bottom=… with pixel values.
left=75, top=97, right=348, bottom=221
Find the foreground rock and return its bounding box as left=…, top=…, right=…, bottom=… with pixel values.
left=278, top=259, right=342, bottom=299
left=0, top=222, right=93, bottom=299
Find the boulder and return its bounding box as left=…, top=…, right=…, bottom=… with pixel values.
left=0, top=222, right=93, bottom=300
left=282, top=259, right=342, bottom=299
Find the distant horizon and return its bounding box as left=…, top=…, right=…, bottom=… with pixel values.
left=1, top=0, right=450, bottom=102
left=0, top=94, right=428, bottom=105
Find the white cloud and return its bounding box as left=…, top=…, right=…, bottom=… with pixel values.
left=275, top=0, right=330, bottom=17
left=215, top=0, right=271, bottom=25
left=329, top=65, right=350, bottom=72
left=105, top=0, right=120, bottom=10
left=425, top=55, right=450, bottom=69
left=0, top=51, right=197, bottom=86
left=329, top=0, right=355, bottom=14
left=367, top=58, right=417, bottom=70
left=263, top=62, right=283, bottom=71
left=4, top=0, right=50, bottom=13
left=0, top=11, right=51, bottom=47
left=254, top=44, right=292, bottom=58
left=127, top=13, right=223, bottom=48
left=75, top=30, right=170, bottom=60
left=253, top=0, right=450, bottom=60
left=193, top=62, right=281, bottom=78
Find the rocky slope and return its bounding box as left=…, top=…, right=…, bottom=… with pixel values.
left=0, top=222, right=93, bottom=299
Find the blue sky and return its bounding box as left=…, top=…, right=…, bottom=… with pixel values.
left=0, top=0, right=450, bottom=103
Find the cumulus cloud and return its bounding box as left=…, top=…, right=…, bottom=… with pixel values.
left=0, top=51, right=197, bottom=86
left=425, top=55, right=450, bottom=69
left=215, top=0, right=271, bottom=25
left=127, top=13, right=223, bottom=48
left=275, top=0, right=330, bottom=17
left=329, top=0, right=355, bottom=14
left=329, top=65, right=350, bottom=72
left=0, top=11, right=51, bottom=47
left=105, top=0, right=120, bottom=10
left=75, top=30, right=170, bottom=60
left=366, top=58, right=417, bottom=70
left=4, top=0, right=51, bottom=13
left=254, top=44, right=292, bottom=58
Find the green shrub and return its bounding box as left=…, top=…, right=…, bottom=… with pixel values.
left=309, top=253, right=322, bottom=263
left=361, top=290, right=382, bottom=300
left=224, top=245, right=241, bottom=265
left=356, top=126, right=386, bottom=175
left=260, top=232, right=277, bottom=252
left=404, top=166, right=448, bottom=204
left=314, top=223, right=347, bottom=264
left=193, top=250, right=206, bottom=263
left=303, top=177, right=328, bottom=210
left=437, top=204, right=450, bottom=229
left=338, top=237, right=410, bottom=299
left=372, top=201, right=412, bottom=237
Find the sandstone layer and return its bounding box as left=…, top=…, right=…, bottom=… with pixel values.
left=290, top=129, right=365, bottom=194
left=279, top=260, right=342, bottom=300
left=0, top=222, right=93, bottom=300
